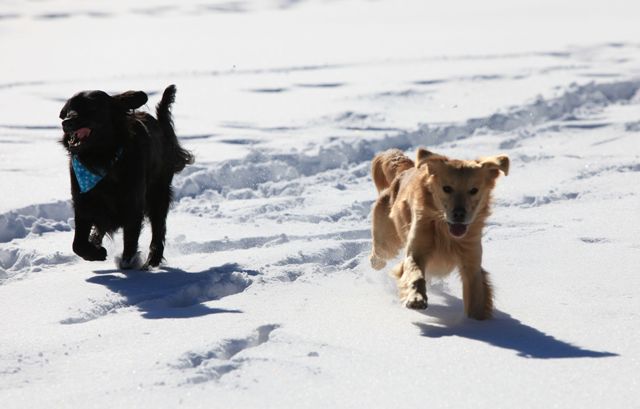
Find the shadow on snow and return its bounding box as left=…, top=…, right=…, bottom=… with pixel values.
left=87, top=263, right=256, bottom=319
left=415, top=290, right=617, bottom=359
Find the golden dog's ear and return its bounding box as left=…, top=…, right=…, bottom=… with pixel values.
left=480, top=155, right=510, bottom=177
left=112, top=91, right=148, bottom=111
left=416, top=148, right=448, bottom=176
left=416, top=148, right=437, bottom=168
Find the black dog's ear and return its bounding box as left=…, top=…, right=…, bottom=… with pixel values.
left=111, top=91, right=148, bottom=111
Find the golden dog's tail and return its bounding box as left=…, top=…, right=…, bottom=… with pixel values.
left=371, top=149, right=414, bottom=194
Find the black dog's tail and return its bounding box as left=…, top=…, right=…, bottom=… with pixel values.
left=156, top=84, right=194, bottom=173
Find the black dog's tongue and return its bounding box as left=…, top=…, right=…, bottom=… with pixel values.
left=448, top=223, right=468, bottom=238
left=74, top=127, right=91, bottom=140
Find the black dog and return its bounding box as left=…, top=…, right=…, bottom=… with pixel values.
left=60, top=85, right=193, bottom=269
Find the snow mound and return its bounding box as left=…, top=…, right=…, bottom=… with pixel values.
left=0, top=200, right=72, bottom=243
left=0, top=246, right=75, bottom=282
left=174, top=80, right=640, bottom=200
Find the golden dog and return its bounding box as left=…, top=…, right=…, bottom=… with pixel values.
left=369, top=148, right=509, bottom=320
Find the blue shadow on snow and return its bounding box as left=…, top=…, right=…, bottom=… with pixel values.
left=415, top=290, right=618, bottom=359
left=87, top=263, right=257, bottom=319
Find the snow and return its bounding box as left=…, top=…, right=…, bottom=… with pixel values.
left=1, top=0, right=640, bottom=407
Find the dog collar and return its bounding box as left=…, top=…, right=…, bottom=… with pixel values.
left=72, top=149, right=123, bottom=193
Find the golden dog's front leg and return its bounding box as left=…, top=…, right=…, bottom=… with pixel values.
left=396, top=219, right=429, bottom=309
left=459, top=251, right=494, bottom=319
left=397, top=256, right=428, bottom=309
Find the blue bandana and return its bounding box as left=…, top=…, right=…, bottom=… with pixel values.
left=71, top=149, right=122, bottom=193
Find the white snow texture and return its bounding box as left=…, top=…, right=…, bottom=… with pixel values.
left=1, top=0, right=639, bottom=408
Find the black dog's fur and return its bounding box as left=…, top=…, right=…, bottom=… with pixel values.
left=60, top=85, right=194, bottom=269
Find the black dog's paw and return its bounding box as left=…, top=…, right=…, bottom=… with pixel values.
left=143, top=251, right=164, bottom=270
left=117, top=253, right=143, bottom=270
left=93, top=246, right=107, bottom=261
left=141, top=260, right=158, bottom=271
left=141, top=244, right=164, bottom=270
left=141, top=257, right=163, bottom=271
left=73, top=243, right=107, bottom=261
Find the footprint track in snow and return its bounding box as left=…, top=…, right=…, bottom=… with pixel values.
left=273, top=240, right=369, bottom=268
left=0, top=247, right=76, bottom=283
left=575, top=162, right=640, bottom=180
left=173, top=79, right=640, bottom=203
left=173, top=324, right=280, bottom=384
left=176, top=229, right=370, bottom=255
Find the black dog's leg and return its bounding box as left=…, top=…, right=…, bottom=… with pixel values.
left=73, top=218, right=107, bottom=261
left=144, top=185, right=171, bottom=269
left=120, top=212, right=144, bottom=270
left=89, top=226, right=105, bottom=248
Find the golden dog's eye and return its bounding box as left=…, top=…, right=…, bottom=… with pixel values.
left=469, top=187, right=478, bottom=195
left=443, top=186, right=453, bottom=194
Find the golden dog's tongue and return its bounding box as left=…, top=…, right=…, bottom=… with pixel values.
left=448, top=223, right=468, bottom=237
left=75, top=127, right=91, bottom=140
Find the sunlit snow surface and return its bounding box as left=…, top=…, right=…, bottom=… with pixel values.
left=1, top=0, right=640, bottom=408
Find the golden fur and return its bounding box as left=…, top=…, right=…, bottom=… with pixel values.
left=369, top=147, right=509, bottom=320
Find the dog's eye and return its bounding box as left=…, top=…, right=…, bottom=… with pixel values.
left=443, top=186, right=453, bottom=194
left=469, top=187, right=479, bottom=195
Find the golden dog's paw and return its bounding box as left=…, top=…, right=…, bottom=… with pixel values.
left=370, top=253, right=387, bottom=270
left=467, top=306, right=492, bottom=321
left=403, top=291, right=428, bottom=310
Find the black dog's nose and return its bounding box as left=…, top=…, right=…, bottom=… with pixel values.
left=62, top=118, right=76, bottom=132
left=61, top=110, right=78, bottom=132
left=452, top=207, right=466, bottom=223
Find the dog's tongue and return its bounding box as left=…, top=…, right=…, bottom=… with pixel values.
left=448, top=223, right=468, bottom=238
left=75, top=127, right=91, bottom=140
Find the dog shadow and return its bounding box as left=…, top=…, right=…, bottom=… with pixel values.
left=87, top=263, right=257, bottom=319
left=415, top=289, right=618, bottom=359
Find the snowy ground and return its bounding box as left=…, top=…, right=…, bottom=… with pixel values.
left=1, top=0, right=640, bottom=408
